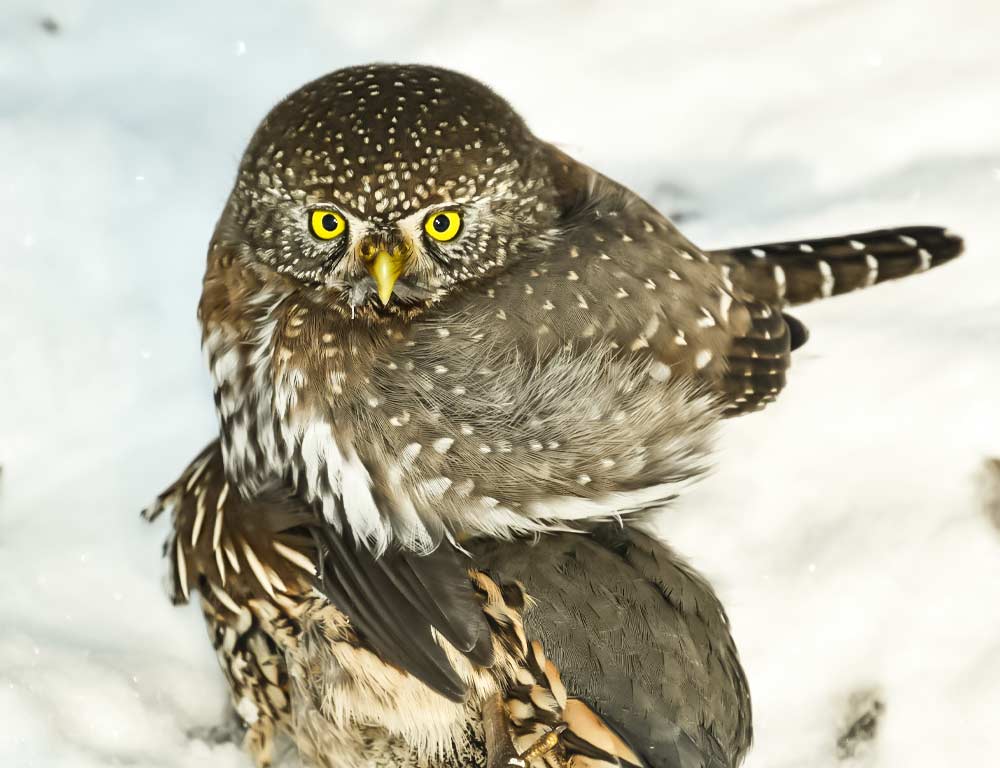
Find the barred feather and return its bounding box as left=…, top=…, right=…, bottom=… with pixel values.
left=708, top=225, right=963, bottom=307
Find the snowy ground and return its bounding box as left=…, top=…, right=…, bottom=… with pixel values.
left=2, top=1, right=999, bottom=766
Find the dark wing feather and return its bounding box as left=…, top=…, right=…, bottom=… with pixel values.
left=470, top=526, right=751, bottom=768
left=307, top=521, right=493, bottom=702
left=721, top=301, right=795, bottom=416
left=147, top=440, right=493, bottom=704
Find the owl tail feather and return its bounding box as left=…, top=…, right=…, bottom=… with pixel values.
left=707, top=225, right=963, bottom=307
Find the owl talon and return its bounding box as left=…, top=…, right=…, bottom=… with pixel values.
left=507, top=724, right=567, bottom=766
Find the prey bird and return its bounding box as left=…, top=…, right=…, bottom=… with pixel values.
left=146, top=442, right=751, bottom=767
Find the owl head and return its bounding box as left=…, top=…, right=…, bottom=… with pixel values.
left=215, top=64, right=563, bottom=315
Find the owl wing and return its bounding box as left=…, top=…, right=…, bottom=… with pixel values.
left=536, top=143, right=775, bottom=394
left=313, top=149, right=964, bottom=547
left=336, top=149, right=767, bottom=546
left=532, top=147, right=963, bottom=415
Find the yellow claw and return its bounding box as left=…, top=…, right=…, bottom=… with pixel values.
left=509, top=725, right=566, bottom=766
left=368, top=249, right=405, bottom=305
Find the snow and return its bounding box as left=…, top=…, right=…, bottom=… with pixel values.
left=2, top=1, right=999, bottom=765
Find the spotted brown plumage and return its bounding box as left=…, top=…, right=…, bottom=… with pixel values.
left=196, top=62, right=961, bottom=710
left=145, top=441, right=750, bottom=767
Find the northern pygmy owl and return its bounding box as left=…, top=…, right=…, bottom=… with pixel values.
left=197, top=63, right=962, bottom=699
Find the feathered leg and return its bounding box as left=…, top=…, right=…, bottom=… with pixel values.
left=483, top=693, right=520, bottom=768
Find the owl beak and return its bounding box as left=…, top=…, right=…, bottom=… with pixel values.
left=360, top=241, right=407, bottom=305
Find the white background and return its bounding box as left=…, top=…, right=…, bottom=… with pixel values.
left=2, top=1, right=999, bottom=766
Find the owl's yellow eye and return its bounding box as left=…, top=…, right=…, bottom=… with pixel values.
left=310, top=210, right=347, bottom=240
left=424, top=210, right=462, bottom=242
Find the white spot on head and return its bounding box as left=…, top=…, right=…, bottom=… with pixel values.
left=849, top=240, right=865, bottom=250
left=751, top=248, right=766, bottom=258
left=695, top=349, right=713, bottom=369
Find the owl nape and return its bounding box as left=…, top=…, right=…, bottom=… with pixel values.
left=149, top=64, right=962, bottom=767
